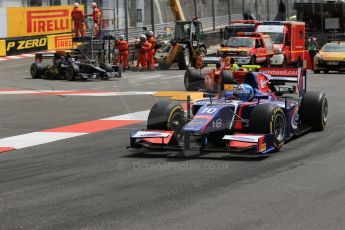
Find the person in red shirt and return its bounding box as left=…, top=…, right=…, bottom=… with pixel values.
left=136, top=34, right=149, bottom=71
left=146, top=31, right=155, bottom=71
left=88, top=2, right=101, bottom=38
left=71, top=3, right=85, bottom=38
left=115, top=35, right=129, bottom=70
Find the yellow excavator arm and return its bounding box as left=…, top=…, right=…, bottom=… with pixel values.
left=169, top=0, right=185, bottom=21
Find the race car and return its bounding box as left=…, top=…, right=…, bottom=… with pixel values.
left=30, top=49, right=121, bottom=81
left=129, top=67, right=328, bottom=156
left=184, top=55, right=261, bottom=92
left=313, top=41, right=345, bottom=73
left=184, top=56, right=236, bottom=92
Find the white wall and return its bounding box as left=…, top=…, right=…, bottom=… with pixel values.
left=0, top=8, right=6, bottom=38
left=2, top=0, right=22, bottom=7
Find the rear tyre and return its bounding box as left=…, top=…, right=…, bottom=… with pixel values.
left=300, top=91, right=328, bottom=131
left=30, top=63, right=44, bottom=79
left=178, top=49, right=190, bottom=70
left=250, top=104, right=286, bottom=151
left=184, top=68, right=204, bottom=91
left=147, top=101, right=186, bottom=138
left=313, top=69, right=321, bottom=74
left=65, top=64, right=79, bottom=81
left=218, top=70, right=234, bottom=91
left=323, top=69, right=329, bottom=74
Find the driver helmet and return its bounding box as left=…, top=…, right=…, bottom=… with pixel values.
left=91, top=2, right=97, bottom=8
left=233, top=84, right=254, bottom=101
left=73, top=2, right=80, bottom=8
left=119, top=35, right=125, bottom=40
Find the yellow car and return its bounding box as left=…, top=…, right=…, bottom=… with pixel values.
left=314, top=41, right=345, bottom=73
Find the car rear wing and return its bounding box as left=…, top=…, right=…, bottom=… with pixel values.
left=201, top=56, right=221, bottom=65
left=259, top=67, right=306, bottom=94
left=34, top=52, right=57, bottom=63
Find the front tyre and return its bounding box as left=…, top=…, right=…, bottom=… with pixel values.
left=300, top=91, right=328, bottom=131
left=65, top=64, right=79, bottom=81
left=99, top=63, right=113, bottom=72
left=250, top=104, right=286, bottom=151
left=99, top=63, right=113, bottom=80
left=147, top=101, right=186, bottom=134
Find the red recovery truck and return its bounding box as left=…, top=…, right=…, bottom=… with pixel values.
left=256, top=21, right=305, bottom=66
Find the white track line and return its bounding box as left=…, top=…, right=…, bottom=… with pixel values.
left=127, top=74, right=166, bottom=83
left=0, top=90, right=156, bottom=96
left=102, top=110, right=150, bottom=121
left=6, top=56, right=23, bottom=60
left=65, top=92, right=155, bottom=96
left=21, top=54, right=35, bottom=57
left=0, top=132, right=87, bottom=149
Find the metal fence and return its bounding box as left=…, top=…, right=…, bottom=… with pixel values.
left=98, top=0, right=296, bottom=41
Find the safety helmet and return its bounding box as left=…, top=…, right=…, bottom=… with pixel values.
left=91, top=2, right=97, bottom=7
left=139, top=34, right=147, bottom=41
left=147, top=31, right=154, bottom=36
left=73, top=2, right=80, bottom=8
left=233, top=84, right=254, bottom=101
left=119, top=35, right=125, bottom=40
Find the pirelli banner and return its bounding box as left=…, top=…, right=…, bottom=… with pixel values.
left=6, top=36, right=47, bottom=55
left=47, top=33, right=73, bottom=50
left=0, top=40, right=6, bottom=56
left=7, top=5, right=79, bottom=38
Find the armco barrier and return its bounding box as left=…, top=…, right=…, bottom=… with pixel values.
left=0, top=28, right=221, bottom=58
left=0, top=40, right=6, bottom=57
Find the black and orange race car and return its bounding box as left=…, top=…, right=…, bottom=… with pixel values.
left=30, top=49, right=121, bottom=81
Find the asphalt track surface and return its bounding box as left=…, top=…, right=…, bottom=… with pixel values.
left=0, top=57, right=345, bottom=230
